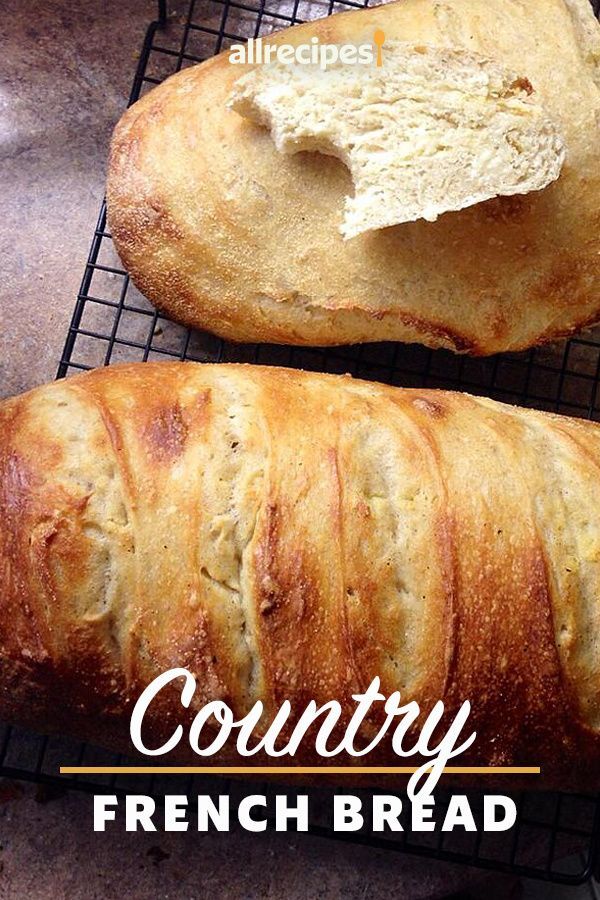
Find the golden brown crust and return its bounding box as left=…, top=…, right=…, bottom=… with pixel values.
left=2, top=361, right=600, bottom=786
left=106, top=0, right=600, bottom=355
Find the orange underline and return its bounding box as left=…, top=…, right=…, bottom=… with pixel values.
left=59, top=766, right=541, bottom=776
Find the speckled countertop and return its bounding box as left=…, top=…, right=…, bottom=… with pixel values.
left=0, top=1, right=576, bottom=897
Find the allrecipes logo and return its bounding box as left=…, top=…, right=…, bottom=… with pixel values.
left=229, top=28, right=386, bottom=71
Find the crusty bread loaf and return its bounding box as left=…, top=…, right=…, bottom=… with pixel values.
left=2, top=361, right=600, bottom=786
left=107, top=0, right=600, bottom=354
left=228, top=42, right=566, bottom=238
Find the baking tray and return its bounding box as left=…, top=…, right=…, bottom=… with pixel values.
left=3, top=0, right=600, bottom=886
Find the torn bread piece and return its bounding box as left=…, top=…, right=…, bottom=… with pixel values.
left=228, top=42, right=566, bottom=239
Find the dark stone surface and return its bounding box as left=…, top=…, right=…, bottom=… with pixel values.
left=0, top=0, right=153, bottom=399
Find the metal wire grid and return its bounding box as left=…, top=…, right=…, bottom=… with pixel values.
left=0, top=0, right=596, bottom=885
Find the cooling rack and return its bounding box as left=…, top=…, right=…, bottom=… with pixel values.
left=3, top=0, right=600, bottom=886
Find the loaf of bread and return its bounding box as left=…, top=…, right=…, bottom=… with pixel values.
left=229, top=41, right=565, bottom=238
left=2, top=361, right=600, bottom=786
left=107, top=0, right=600, bottom=354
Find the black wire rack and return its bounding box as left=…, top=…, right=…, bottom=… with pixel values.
left=2, top=0, right=600, bottom=887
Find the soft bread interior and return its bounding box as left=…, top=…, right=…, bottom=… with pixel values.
left=229, top=41, right=566, bottom=239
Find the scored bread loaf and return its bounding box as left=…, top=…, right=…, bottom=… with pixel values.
left=228, top=42, right=566, bottom=238
left=107, top=0, right=600, bottom=354
left=2, top=361, right=600, bottom=786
